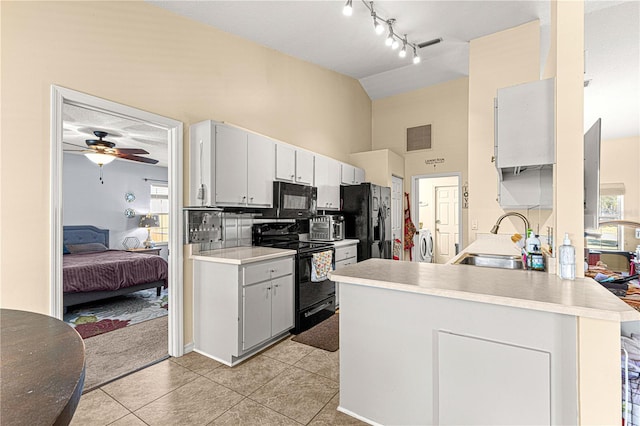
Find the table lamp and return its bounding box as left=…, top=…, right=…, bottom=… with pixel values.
left=139, top=214, right=160, bottom=248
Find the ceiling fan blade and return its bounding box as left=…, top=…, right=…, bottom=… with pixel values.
left=113, top=148, right=150, bottom=155
left=63, top=141, right=89, bottom=150
left=116, top=153, right=159, bottom=164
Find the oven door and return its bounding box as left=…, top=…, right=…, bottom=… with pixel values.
left=295, top=249, right=335, bottom=332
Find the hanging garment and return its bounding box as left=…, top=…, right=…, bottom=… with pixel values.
left=404, top=192, right=416, bottom=261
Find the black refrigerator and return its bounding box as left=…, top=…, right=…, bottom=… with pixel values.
left=341, top=183, right=392, bottom=261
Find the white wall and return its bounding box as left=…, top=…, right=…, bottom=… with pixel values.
left=63, top=153, right=168, bottom=256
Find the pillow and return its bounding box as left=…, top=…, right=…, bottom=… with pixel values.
left=66, top=243, right=109, bottom=254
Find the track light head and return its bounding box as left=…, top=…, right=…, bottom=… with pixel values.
left=391, top=39, right=399, bottom=50
left=399, top=36, right=407, bottom=57
left=386, top=20, right=395, bottom=47
left=413, top=46, right=421, bottom=64
left=343, top=0, right=353, bottom=16
left=372, top=13, right=384, bottom=35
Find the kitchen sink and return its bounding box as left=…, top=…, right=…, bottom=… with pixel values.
left=453, top=253, right=525, bottom=270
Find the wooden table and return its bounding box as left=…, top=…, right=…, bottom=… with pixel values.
left=1, top=309, right=85, bottom=425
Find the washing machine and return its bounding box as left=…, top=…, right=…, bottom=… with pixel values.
left=417, top=229, right=434, bottom=263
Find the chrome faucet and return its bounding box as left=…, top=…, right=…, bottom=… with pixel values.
left=490, top=212, right=530, bottom=238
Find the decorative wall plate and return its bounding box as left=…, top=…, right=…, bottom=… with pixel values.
left=125, top=192, right=136, bottom=203
left=124, top=208, right=136, bottom=218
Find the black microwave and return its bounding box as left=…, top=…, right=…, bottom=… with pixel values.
left=262, top=182, right=317, bottom=218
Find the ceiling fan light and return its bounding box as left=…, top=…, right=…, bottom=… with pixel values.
left=85, top=152, right=116, bottom=165
left=343, top=0, right=353, bottom=16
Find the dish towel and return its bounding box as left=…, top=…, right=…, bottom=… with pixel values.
left=311, top=250, right=333, bottom=282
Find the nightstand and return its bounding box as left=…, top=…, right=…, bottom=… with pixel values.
left=126, top=247, right=161, bottom=256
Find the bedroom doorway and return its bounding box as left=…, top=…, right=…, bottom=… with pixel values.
left=50, top=86, right=184, bottom=359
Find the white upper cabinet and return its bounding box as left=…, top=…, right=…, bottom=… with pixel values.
left=315, top=155, right=340, bottom=210
left=495, top=78, right=555, bottom=169
left=275, top=142, right=314, bottom=185
left=215, top=125, right=248, bottom=205
left=295, top=150, right=314, bottom=185
left=275, top=143, right=296, bottom=182
left=247, top=133, right=274, bottom=206
left=341, top=163, right=366, bottom=185
left=189, top=120, right=274, bottom=208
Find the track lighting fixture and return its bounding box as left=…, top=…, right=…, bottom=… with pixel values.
left=343, top=0, right=353, bottom=16
left=343, top=1, right=441, bottom=65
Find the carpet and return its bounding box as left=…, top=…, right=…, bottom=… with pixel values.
left=64, top=288, right=168, bottom=339
left=292, top=314, right=339, bottom=352
left=83, top=316, right=169, bottom=392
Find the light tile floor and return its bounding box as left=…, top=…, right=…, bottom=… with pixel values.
left=71, top=336, right=364, bottom=425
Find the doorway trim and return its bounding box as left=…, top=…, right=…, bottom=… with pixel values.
left=410, top=172, right=463, bottom=261
left=50, top=85, right=184, bottom=356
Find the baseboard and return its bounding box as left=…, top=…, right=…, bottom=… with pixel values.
left=337, top=406, right=381, bottom=426
left=183, top=341, right=194, bottom=354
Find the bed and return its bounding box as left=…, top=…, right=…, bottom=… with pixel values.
left=63, top=225, right=168, bottom=309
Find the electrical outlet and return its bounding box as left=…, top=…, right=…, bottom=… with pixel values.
left=636, top=228, right=640, bottom=239
left=472, top=220, right=478, bottom=230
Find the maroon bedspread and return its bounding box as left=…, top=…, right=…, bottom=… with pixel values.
left=63, top=250, right=168, bottom=293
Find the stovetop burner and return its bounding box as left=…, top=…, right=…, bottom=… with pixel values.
left=252, top=222, right=333, bottom=254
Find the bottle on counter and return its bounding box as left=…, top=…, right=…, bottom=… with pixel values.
left=559, top=233, right=576, bottom=280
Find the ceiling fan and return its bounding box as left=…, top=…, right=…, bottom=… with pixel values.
left=65, top=130, right=158, bottom=184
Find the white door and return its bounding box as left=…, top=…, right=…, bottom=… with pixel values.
left=434, top=186, right=459, bottom=264
left=391, top=176, right=403, bottom=260
left=270, top=275, right=294, bottom=336
left=215, top=125, right=247, bottom=205
left=247, top=133, right=274, bottom=206
left=242, top=282, right=271, bottom=350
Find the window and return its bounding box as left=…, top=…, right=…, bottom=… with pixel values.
left=150, top=184, right=169, bottom=243
left=586, top=190, right=624, bottom=250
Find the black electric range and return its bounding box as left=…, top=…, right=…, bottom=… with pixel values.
left=253, top=222, right=336, bottom=333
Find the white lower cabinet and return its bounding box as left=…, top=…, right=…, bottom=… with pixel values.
left=193, top=255, right=294, bottom=366
left=333, top=241, right=358, bottom=307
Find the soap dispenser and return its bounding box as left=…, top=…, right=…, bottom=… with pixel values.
left=559, top=233, right=576, bottom=280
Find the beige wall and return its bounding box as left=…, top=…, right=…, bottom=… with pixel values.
left=600, top=136, right=640, bottom=251
left=467, top=21, right=542, bottom=241
left=349, top=149, right=404, bottom=188
left=371, top=77, right=469, bottom=247
left=0, top=2, right=372, bottom=344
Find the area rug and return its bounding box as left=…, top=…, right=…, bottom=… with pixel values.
left=292, top=314, right=339, bottom=352
left=64, top=287, right=168, bottom=339
left=83, top=315, right=169, bottom=392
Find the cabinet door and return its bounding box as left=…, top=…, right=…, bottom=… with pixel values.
left=247, top=133, right=274, bottom=206
left=341, top=163, right=355, bottom=185
left=295, top=150, right=314, bottom=185
left=314, top=156, right=330, bottom=208
left=496, top=78, right=555, bottom=168
left=242, top=282, right=272, bottom=350
left=335, top=244, right=357, bottom=262
left=215, top=125, right=248, bottom=205
left=270, top=275, right=294, bottom=336
left=326, top=159, right=341, bottom=209
left=354, top=167, right=365, bottom=184
left=275, top=143, right=296, bottom=182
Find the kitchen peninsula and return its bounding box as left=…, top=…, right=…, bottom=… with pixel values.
left=329, top=259, right=640, bottom=425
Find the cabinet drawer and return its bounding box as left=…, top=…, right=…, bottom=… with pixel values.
left=335, top=245, right=357, bottom=262
left=244, top=257, right=293, bottom=286
left=335, top=258, right=356, bottom=270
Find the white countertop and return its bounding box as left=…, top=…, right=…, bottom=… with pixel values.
left=329, top=239, right=359, bottom=248
left=329, top=258, right=640, bottom=322
left=191, top=246, right=295, bottom=265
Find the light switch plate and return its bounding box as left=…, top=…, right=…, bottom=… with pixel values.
left=635, top=228, right=640, bottom=239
